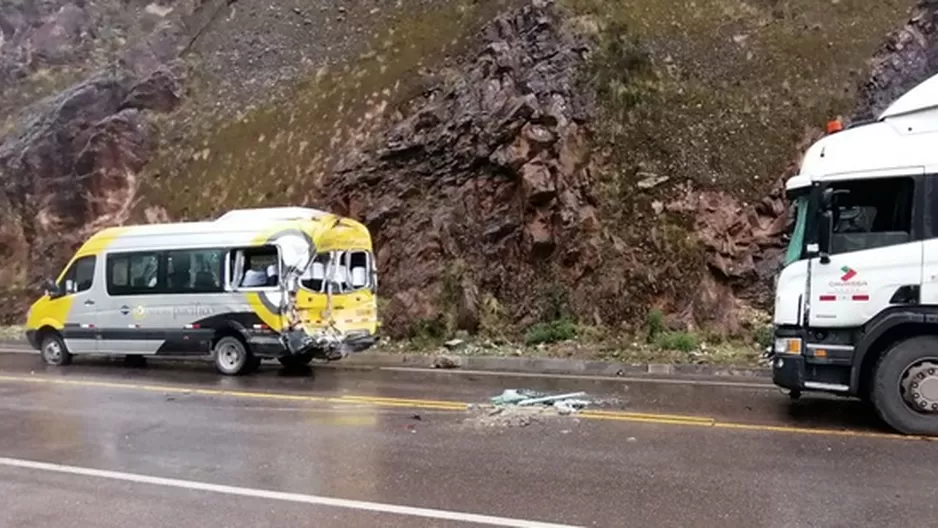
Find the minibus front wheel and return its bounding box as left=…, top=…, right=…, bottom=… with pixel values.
left=40, top=333, right=72, bottom=367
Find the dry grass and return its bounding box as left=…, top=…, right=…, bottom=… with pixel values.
left=0, top=326, right=26, bottom=341
left=374, top=333, right=766, bottom=368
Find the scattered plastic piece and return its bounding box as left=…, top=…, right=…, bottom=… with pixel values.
left=552, top=398, right=590, bottom=415
left=516, top=392, right=587, bottom=407
left=491, top=389, right=542, bottom=406
left=490, top=388, right=590, bottom=414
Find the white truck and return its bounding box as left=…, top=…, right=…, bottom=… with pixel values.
left=770, top=72, right=938, bottom=435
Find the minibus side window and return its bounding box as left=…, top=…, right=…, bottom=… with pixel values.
left=347, top=251, right=370, bottom=291
left=107, top=252, right=160, bottom=296
left=59, top=256, right=96, bottom=295
left=166, top=249, right=225, bottom=293
left=300, top=251, right=371, bottom=293
left=229, top=246, right=280, bottom=289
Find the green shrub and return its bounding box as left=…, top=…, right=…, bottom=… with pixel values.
left=524, top=319, right=577, bottom=346
left=645, top=308, right=664, bottom=341
left=754, top=324, right=773, bottom=349
left=409, top=318, right=447, bottom=347
left=655, top=330, right=698, bottom=352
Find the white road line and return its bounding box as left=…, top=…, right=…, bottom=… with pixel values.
left=379, top=366, right=775, bottom=389
left=0, top=348, right=32, bottom=354
left=0, top=456, right=580, bottom=528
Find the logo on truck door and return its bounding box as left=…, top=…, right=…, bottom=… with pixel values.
left=820, top=264, right=870, bottom=303
left=840, top=266, right=857, bottom=281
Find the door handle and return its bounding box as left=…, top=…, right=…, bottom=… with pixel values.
left=84, top=299, right=95, bottom=306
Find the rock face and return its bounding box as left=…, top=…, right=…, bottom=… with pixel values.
left=323, top=1, right=600, bottom=335
left=855, top=0, right=938, bottom=120
left=0, top=0, right=935, bottom=337
left=0, top=1, right=186, bottom=322
left=0, top=0, right=92, bottom=85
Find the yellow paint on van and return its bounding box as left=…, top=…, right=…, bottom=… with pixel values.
left=245, top=293, right=282, bottom=331
left=25, top=228, right=129, bottom=333
left=240, top=215, right=378, bottom=338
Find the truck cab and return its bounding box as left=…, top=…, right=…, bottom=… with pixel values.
left=770, top=73, right=938, bottom=435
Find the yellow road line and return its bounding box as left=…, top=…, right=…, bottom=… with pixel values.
left=339, top=394, right=467, bottom=407
left=0, top=374, right=932, bottom=441
left=580, top=409, right=714, bottom=424
left=579, top=409, right=928, bottom=440
left=0, top=375, right=466, bottom=411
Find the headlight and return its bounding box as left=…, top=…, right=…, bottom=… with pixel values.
left=774, top=337, right=802, bottom=355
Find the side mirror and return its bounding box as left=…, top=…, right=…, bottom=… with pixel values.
left=821, top=187, right=834, bottom=210
left=44, top=279, right=63, bottom=298
left=818, top=211, right=832, bottom=265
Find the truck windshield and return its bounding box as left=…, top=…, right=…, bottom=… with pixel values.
left=784, top=195, right=809, bottom=266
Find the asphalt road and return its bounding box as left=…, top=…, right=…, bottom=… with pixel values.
left=1, top=352, right=936, bottom=527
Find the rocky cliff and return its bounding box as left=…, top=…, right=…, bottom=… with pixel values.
left=1, top=0, right=935, bottom=339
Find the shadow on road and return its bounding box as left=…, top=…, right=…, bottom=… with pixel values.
left=782, top=396, right=888, bottom=432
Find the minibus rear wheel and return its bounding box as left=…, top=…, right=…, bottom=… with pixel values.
left=213, top=336, right=254, bottom=376
left=40, top=333, right=72, bottom=367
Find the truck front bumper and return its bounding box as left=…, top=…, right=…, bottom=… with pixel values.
left=771, top=354, right=805, bottom=392
left=769, top=326, right=855, bottom=395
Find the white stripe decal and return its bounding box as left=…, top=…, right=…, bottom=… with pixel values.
left=0, top=457, right=579, bottom=528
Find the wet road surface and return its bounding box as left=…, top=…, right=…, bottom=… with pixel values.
left=1, top=351, right=936, bottom=527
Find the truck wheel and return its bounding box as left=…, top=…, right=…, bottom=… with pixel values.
left=213, top=336, right=254, bottom=376
left=278, top=352, right=314, bottom=369
left=871, top=336, right=938, bottom=435
left=40, top=333, right=72, bottom=367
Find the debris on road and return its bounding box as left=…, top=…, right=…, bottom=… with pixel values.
left=443, top=338, right=466, bottom=350
left=491, top=389, right=590, bottom=414
left=431, top=355, right=460, bottom=369
left=461, top=388, right=608, bottom=429
left=464, top=404, right=552, bottom=429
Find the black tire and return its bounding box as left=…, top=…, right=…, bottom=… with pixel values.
left=244, top=355, right=262, bottom=374
left=278, top=352, right=314, bottom=369
left=213, top=336, right=254, bottom=376
left=871, top=336, right=938, bottom=435
left=40, top=333, right=72, bottom=367
left=124, top=355, right=148, bottom=368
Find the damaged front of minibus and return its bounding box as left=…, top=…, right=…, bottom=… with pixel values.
left=275, top=215, right=379, bottom=366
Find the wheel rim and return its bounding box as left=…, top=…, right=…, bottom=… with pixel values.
left=217, top=342, right=243, bottom=371
left=900, top=358, right=938, bottom=414
left=44, top=340, right=62, bottom=362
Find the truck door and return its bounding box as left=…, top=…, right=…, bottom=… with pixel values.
left=918, top=175, right=938, bottom=304
left=56, top=254, right=99, bottom=354
left=809, top=173, right=923, bottom=327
